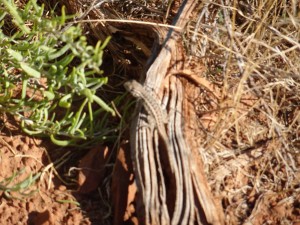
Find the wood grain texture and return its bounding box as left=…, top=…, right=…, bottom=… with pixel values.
left=131, top=1, right=226, bottom=224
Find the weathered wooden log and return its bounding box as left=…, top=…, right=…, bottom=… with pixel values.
left=128, top=1, right=225, bottom=224
left=59, top=0, right=225, bottom=224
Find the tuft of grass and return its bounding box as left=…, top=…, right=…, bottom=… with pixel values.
left=0, top=168, right=40, bottom=200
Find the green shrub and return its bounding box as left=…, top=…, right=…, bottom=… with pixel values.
left=0, top=0, right=114, bottom=146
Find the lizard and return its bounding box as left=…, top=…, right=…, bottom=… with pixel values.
left=124, top=80, right=170, bottom=148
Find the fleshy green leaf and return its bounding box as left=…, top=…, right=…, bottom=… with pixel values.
left=20, top=62, right=41, bottom=78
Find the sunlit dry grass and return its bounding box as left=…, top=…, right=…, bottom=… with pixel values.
left=186, top=1, right=299, bottom=224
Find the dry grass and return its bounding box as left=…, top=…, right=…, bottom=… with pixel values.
left=183, top=1, right=300, bottom=224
